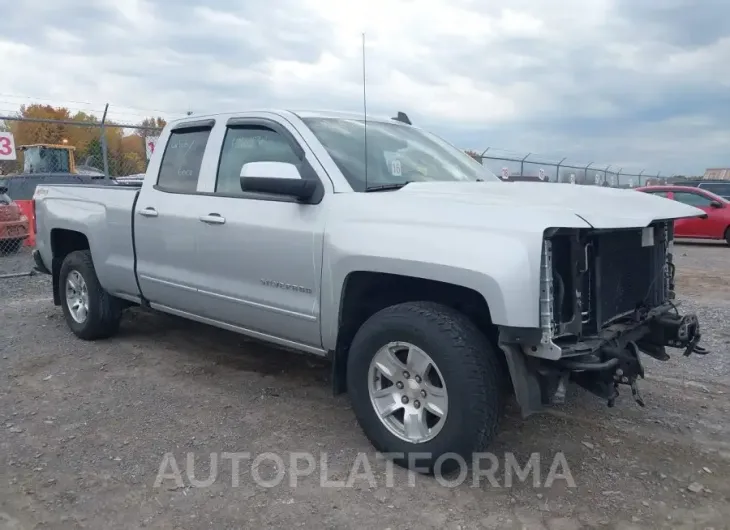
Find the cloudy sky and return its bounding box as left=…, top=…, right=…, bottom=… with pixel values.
left=1, top=0, right=728, bottom=175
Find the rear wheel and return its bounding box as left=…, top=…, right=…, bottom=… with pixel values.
left=0, top=238, right=23, bottom=255
left=346, top=301, right=506, bottom=474
left=59, top=250, right=122, bottom=340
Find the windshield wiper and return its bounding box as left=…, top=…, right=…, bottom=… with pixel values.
left=364, top=181, right=412, bottom=192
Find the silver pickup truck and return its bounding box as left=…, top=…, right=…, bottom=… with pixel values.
left=32, top=110, right=708, bottom=472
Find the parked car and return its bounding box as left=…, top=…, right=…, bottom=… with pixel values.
left=636, top=185, right=730, bottom=244
left=31, top=110, right=709, bottom=473
left=673, top=179, right=730, bottom=200
left=0, top=185, right=29, bottom=254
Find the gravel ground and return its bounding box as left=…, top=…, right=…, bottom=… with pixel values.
left=1, top=243, right=729, bottom=530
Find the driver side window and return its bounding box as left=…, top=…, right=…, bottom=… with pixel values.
left=215, top=126, right=301, bottom=196
left=672, top=192, right=714, bottom=207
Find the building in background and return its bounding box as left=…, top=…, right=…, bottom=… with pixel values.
left=703, top=168, right=730, bottom=180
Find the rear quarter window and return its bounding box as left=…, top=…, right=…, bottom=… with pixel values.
left=156, top=127, right=212, bottom=193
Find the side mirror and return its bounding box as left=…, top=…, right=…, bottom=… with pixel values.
left=710, top=201, right=723, bottom=208
left=239, top=161, right=316, bottom=202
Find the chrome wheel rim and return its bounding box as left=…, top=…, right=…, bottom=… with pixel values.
left=65, top=270, right=89, bottom=324
left=368, top=341, right=448, bottom=444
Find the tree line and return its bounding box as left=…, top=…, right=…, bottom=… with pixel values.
left=0, top=104, right=167, bottom=176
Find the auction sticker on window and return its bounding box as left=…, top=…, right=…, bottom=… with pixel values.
left=391, top=159, right=402, bottom=176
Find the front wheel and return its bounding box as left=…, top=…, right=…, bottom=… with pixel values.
left=725, top=226, right=730, bottom=246
left=346, top=301, right=506, bottom=474
left=59, top=250, right=122, bottom=340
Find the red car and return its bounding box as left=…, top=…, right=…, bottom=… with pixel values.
left=636, top=185, right=730, bottom=245
left=0, top=185, right=30, bottom=254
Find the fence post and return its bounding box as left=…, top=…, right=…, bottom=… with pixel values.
left=520, top=153, right=531, bottom=177
left=584, top=162, right=593, bottom=185
left=100, top=103, right=110, bottom=180
left=616, top=168, right=622, bottom=187
left=556, top=157, right=566, bottom=183
left=603, top=165, right=611, bottom=186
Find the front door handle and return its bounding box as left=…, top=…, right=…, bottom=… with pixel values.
left=199, top=213, right=226, bottom=225
left=138, top=207, right=158, bottom=217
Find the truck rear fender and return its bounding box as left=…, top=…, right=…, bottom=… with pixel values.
left=38, top=186, right=140, bottom=301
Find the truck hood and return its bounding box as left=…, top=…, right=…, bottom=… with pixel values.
left=397, top=181, right=705, bottom=228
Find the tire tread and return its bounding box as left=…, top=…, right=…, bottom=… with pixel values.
left=59, top=250, right=122, bottom=340
left=347, top=300, right=506, bottom=472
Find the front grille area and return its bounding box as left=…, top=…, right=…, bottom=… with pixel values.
left=582, top=224, right=668, bottom=331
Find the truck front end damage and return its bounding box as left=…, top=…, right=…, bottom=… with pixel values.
left=499, top=220, right=708, bottom=416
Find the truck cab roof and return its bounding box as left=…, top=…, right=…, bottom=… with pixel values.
left=166, top=109, right=413, bottom=128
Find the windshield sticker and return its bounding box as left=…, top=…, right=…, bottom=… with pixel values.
left=390, top=159, right=402, bottom=177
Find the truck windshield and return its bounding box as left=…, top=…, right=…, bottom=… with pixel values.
left=302, top=117, right=499, bottom=191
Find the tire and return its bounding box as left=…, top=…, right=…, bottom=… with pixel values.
left=346, top=301, right=506, bottom=474
left=725, top=227, right=730, bottom=246
left=0, top=238, right=23, bottom=255
left=59, top=250, right=122, bottom=340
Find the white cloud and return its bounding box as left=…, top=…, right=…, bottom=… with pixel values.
left=0, top=0, right=728, bottom=174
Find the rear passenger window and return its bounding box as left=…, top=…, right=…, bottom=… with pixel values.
left=215, top=126, right=301, bottom=195
left=157, top=127, right=211, bottom=192
left=672, top=192, right=713, bottom=207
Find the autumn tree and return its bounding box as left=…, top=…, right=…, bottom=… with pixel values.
left=134, top=117, right=166, bottom=138
left=111, top=116, right=166, bottom=175
left=2, top=105, right=167, bottom=175
left=464, top=149, right=482, bottom=161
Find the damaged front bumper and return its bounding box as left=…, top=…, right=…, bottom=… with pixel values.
left=498, top=303, right=709, bottom=416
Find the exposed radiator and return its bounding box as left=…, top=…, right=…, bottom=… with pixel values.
left=582, top=224, right=668, bottom=330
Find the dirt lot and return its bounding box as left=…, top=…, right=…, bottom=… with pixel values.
left=1, top=243, right=729, bottom=530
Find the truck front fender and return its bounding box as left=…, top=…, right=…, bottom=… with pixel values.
left=320, top=222, right=546, bottom=351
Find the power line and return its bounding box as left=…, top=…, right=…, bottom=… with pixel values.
left=0, top=93, right=186, bottom=117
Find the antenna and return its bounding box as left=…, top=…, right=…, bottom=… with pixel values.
left=362, top=32, right=368, bottom=191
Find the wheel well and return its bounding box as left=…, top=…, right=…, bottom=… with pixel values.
left=50, top=229, right=90, bottom=305
left=332, top=271, right=503, bottom=393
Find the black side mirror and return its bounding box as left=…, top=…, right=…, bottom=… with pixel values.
left=240, top=176, right=316, bottom=201
left=710, top=201, right=723, bottom=208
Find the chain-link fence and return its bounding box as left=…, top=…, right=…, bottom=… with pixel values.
left=466, top=149, right=671, bottom=188
left=0, top=115, right=686, bottom=279
left=0, top=114, right=162, bottom=178
left=0, top=112, right=162, bottom=277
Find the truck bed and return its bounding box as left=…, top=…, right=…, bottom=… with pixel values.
left=34, top=184, right=142, bottom=301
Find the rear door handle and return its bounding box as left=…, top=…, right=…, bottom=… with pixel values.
left=199, top=213, right=226, bottom=225
left=138, top=207, right=158, bottom=217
